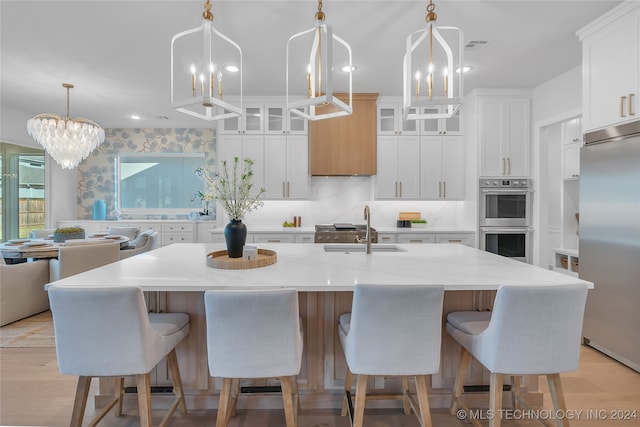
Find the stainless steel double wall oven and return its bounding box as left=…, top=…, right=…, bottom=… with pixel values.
left=479, top=178, right=532, bottom=263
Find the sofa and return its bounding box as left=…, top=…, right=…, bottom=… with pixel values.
left=0, top=260, right=51, bottom=327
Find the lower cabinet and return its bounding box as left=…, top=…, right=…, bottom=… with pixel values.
left=397, top=232, right=475, bottom=247
left=252, top=234, right=296, bottom=244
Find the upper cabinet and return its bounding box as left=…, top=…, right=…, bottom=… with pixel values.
left=264, top=134, right=309, bottom=199
left=375, top=135, right=421, bottom=199
left=477, top=93, right=531, bottom=177
left=309, top=93, right=378, bottom=176
left=217, top=134, right=266, bottom=199
left=265, top=105, right=308, bottom=135
left=562, top=117, right=582, bottom=180
left=421, top=107, right=462, bottom=136
left=578, top=2, right=640, bottom=132
left=217, top=98, right=310, bottom=200
left=376, top=105, right=420, bottom=135
left=220, top=105, right=265, bottom=134
left=420, top=136, right=465, bottom=200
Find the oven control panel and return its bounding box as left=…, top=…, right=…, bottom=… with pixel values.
left=480, top=178, right=531, bottom=188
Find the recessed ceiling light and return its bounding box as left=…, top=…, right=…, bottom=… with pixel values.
left=340, top=65, right=357, bottom=73
left=130, top=114, right=141, bottom=120
left=455, top=66, right=473, bottom=74
left=225, top=65, right=239, bottom=73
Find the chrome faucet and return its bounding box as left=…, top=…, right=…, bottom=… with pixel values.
left=363, top=205, right=372, bottom=254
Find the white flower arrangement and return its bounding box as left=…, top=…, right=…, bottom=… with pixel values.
left=194, top=157, right=265, bottom=221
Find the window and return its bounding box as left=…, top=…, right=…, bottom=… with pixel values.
left=0, top=143, right=45, bottom=241
left=117, top=152, right=210, bottom=217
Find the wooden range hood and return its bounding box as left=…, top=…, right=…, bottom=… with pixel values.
left=309, top=93, right=378, bottom=176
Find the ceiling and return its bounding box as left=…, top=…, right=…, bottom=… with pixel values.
left=0, top=0, right=621, bottom=129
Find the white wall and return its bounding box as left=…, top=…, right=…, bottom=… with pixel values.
left=0, top=106, right=36, bottom=147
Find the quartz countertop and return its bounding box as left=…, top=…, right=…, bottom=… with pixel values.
left=45, top=243, right=592, bottom=292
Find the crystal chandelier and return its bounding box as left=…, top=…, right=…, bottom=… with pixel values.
left=286, top=0, right=353, bottom=121
left=26, top=83, right=105, bottom=170
left=403, top=0, right=464, bottom=120
left=171, top=0, right=242, bottom=121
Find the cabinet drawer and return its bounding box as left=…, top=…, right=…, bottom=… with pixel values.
left=295, top=234, right=315, bottom=244
left=162, top=233, right=194, bottom=244
left=253, top=234, right=295, bottom=243
left=397, top=234, right=435, bottom=244
left=162, top=223, right=194, bottom=232
left=435, top=234, right=474, bottom=247
left=377, top=233, right=397, bottom=243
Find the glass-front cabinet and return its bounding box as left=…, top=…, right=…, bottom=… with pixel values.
left=220, top=105, right=264, bottom=134
left=265, top=105, right=307, bottom=134
left=377, top=105, right=420, bottom=135
left=421, top=107, right=462, bottom=135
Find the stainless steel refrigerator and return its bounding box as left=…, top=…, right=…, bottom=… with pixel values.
left=581, top=120, right=640, bottom=373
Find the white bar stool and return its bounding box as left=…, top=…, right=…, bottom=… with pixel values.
left=446, top=284, right=588, bottom=427
left=338, top=284, right=445, bottom=427
left=204, top=288, right=303, bottom=427
left=48, top=285, right=190, bottom=427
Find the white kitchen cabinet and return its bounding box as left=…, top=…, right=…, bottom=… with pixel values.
left=562, top=143, right=581, bottom=180
left=397, top=233, right=436, bottom=244
left=579, top=3, right=640, bottom=132
left=219, top=105, right=264, bottom=134
left=376, top=105, right=420, bottom=135
left=265, top=105, right=307, bottom=134
left=562, top=116, right=582, bottom=180
left=294, top=233, right=314, bottom=244
left=377, top=233, right=397, bottom=244
left=375, top=135, right=421, bottom=199
left=217, top=134, right=265, bottom=198
left=435, top=233, right=474, bottom=247
left=419, top=135, right=464, bottom=200
left=264, top=135, right=309, bottom=199
left=478, top=94, right=531, bottom=177
left=421, top=107, right=462, bottom=136
left=252, top=233, right=296, bottom=243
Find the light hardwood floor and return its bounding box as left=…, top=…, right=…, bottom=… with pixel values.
left=1, top=345, right=639, bottom=427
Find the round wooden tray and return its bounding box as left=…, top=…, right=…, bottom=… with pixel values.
left=206, top=249, right=277, bottom=270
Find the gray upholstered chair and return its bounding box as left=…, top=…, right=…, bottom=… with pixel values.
left=49, top=241, right=120, bottom=282
left=204, top=288, right=303, bottom=427
left=447, top=284, right=589, bottom=427
left=119, top=230, right=159, bottom=260
left=107, top=225, right=139, bottom=240
left=338, top=284, right=445, bottom=427
left=48, top=285, right=190, bottom=427
left=28, top=228, right=56, bottom=239
left=0, top=260, right=50, bottom=326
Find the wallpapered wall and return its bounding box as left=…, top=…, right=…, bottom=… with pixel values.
left=76, top=128, right=216, bottom=219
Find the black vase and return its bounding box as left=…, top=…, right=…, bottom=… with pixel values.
left=224, top=219, right=247, bottom=258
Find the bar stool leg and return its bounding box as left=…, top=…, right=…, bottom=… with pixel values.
left=402, top=376, right=412, bottom=415
left=415, top=375, right=433, bottom=427
left=166, top=349, right=187, bottom=416
left=281, top=376, right=297, bottom=427
left=135, top=373, right=153, bottom=427
left=353, top=374, right=368, bottom=427
left=547, top=374, right=570, bottom=427
left=70, top=376, right=92, bottom=427
left=216, top=378, right=232, bottom=427
left=114, top=377, right=124, bottom=416
left=450, top=347, right=471, bottom=415
left=341, top=367, right=353, bottom=416
left=489, top=372, right=503, bottom=427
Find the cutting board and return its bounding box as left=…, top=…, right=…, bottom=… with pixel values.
left=399, top=212, right=421, bottom=220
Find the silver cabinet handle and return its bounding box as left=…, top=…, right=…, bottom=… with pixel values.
left=507, top=158, right=511, bottom=175
left=443, top=181, right=447, bottom=198
left=630, top=94, right=636, bottom=116
left=287, top=181, right=290, bottom=198
left=502, top=158, right=506, bottom=175
left=621, top=96, right=627, bottom=117
left=438, top=181, right=442, bottom=198
left=395, top=181, right=398, bottom=197
left=399, top=181, right=403, bottom=197
left=282, top=181, right=286, bottom=197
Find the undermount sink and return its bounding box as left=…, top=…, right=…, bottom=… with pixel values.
left=323, top=244, right=407, bottom=253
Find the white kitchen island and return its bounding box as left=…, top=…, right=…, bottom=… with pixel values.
left=46, top=243, right=593, bottom=411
